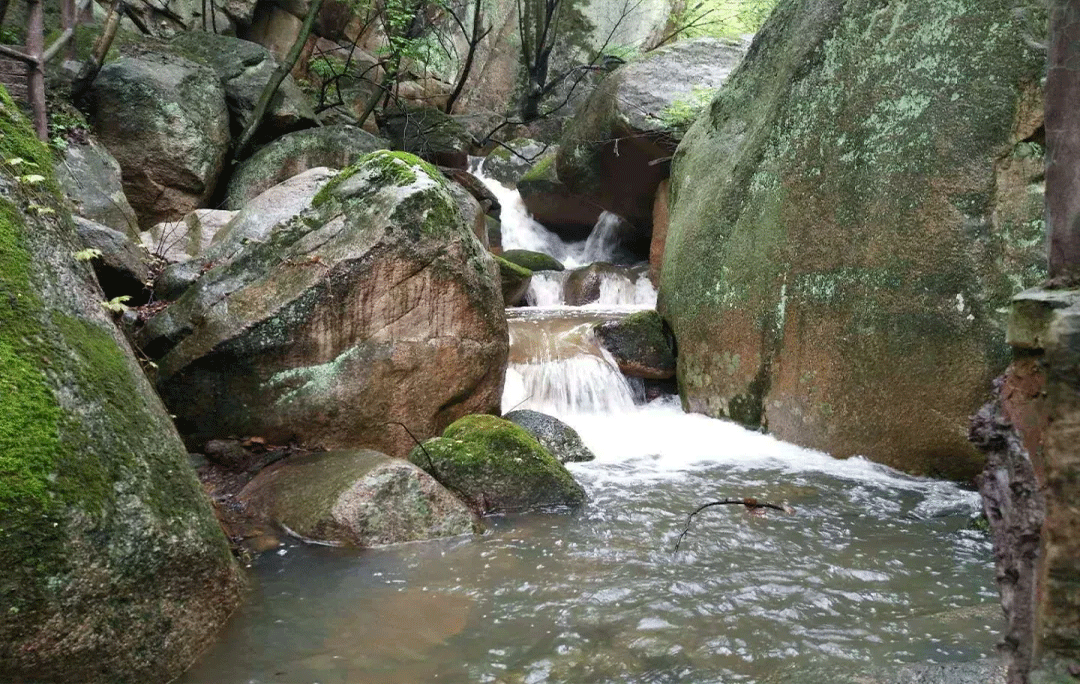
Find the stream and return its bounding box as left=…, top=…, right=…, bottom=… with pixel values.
left=178, top=172, right=1000, bottom=684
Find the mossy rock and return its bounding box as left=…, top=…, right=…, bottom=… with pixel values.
left=495, top=254, right=532, bottom=306
left=501, top=249, right=565, bottom=272
left=0, top=86, right=242, bottom=684
left=481, top=139, right=551, bottom=187
left=504, top=409, right=596, bottom=463
left=380, top=104, right=475, bottom=168
left=658, top=0, right=1047, bottom=479
left=595, top=310, right=676, bottom=380
left=408, top=414, right=586, bottom=514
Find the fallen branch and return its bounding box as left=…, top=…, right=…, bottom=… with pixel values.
left=672, top=497, right=794, bottom=552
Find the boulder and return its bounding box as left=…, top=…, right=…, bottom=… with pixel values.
left=445, top=175, right=490, bottom=248
left=89, top=52, right=231, bottom=227
left=658, top=0, right=1046, bottom=479
left=517, top=149, right=600, bottom=242
left=153, top=167, right=336, bottom=300
left=169, top=32, right=317, bottom=144
left=145, top=151, right=508, bottom=459
left=408, top=414, right=586, bottom=514
left=225, top=124, right=386, bottom=209
left=563, top=262, right=639, bottom=306
left=237, top=449, right=477, bottom=547
left=481, top=138, right=550, bottom=187
left=501, top=249, right=564, bottom=272
left=555, top=38, right=747, bottom=251
left=73, top=216, right=151, bottom=302
left=141, top=208, right=236, bottom=264
left=496, top=255, right=532, bottom=306
left=0, top=86, right=242, bottom=684
left=504, top=409, right=596, bottom=463
left=380, top=104, right=475, bottom=168
left=594, top=310, right=675, bottom=380
left=53, top=138, right=139, bottom=237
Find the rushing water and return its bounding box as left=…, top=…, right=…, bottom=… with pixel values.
left=179, top=177, right=1000, bottom=684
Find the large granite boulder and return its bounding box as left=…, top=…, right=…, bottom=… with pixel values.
left=237, top=449, right=477, bottom=547
left=169, top=32, right=317, bottom=145
left=594, top=309, right=675, bottom=380
left=501, top=249, right=565, bottom=272
left=517, top=148, right=600, bottom=242
left=53, top=138, right=139, bottom=238
left=658, top=0, right=1046, bottom=479
left=504, top=409, right=596, bottom=463
left=0, top=87, right=242, bottom=684
left=140, top=208, right=237, bottom=264
left=153, top=167, right=336, bottom=301
left=89, top=52, right=230, bottom=227
left=408, top=414, right=586, bottom=514
left=495, top=255, right=532, bottom=306
left=73, top=216, right=151, bottom=302
left=380, top=104, right=475, bottom=168
left=481, top=138, right=550, bottom=187
left=224, top=124, right=387, bottom=209
left=555, top=38, right=747, bottom=250
left=145, top=151, right=508, bottom=458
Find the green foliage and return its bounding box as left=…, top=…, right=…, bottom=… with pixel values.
left=73, top=248, right=103, bottom=262
left=100, top=295, right=132, bottom=313
left=46, top=109, right=88, bottom=153
left=674, top=0, right=779, bottom=40
left=656, top=85, right=717, bottom=133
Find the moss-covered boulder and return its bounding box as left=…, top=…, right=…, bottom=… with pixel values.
left=595, top=310, right=675, bottom=380
left=0, top=88, right=242, bottom=684
left=145, top=151, right=508, bottom=459
left=496, top=254, right=532, bottom=306
left=168, top=33, right=316, bottom=146
left=517, top=147, right=600, bottom=242
left=501, top=249, right=565, bottom=272
left=658, top=0, right=1046, bottom=479
left=224, top=124, right=387, bottom=209
left=408, top=415, right=586, bottom=514
left=237, top=449, right=477, bottom=547
left=89, top=52, right=231, bottom=227
left=504, top=409, right=596, bottom=463
left=556, top=38, right=747, bottom=251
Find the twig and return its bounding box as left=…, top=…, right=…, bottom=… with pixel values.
left=672, top=497, right=794, bottom=552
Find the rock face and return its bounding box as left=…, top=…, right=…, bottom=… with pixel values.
left=141, top=208, right=236, bottom=264
left=54, top=138, right=139, bottom=237
left=146, top=152, right=508, bottom=459
left=408, top=415, right=586, bottom=514
left=595, top=310, right=675, bottom=380
left=225, top=124, right=387, bottom=209
left=658, top=0, right=1046, bottom=479
left=380, top=104, right=475, bottom=168
left=73, top=217, right=151, bottom=302
left=90, top=52, right=231, bottom=228
left=169, top=32, right=317, bottom=144
left=237, top=449, right=476, bottom=547
left=556, top=38, right=747, bottom=249
left=153, top=167, right=336, bottom=301
left=970, top=288, right=1080, bottom=683
left=0, top=88, right=242, bottom=684
left=504, top=409, right=596, bottom=463
left=481, top=138, right=550, bottom=187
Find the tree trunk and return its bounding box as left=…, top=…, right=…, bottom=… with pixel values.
left=233, top=0, right=324, bottom=160
left=25, top=0, right=45, bottom=141
left=1047, top=0, right=1080, bottom=279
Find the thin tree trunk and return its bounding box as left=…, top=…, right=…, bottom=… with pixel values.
left=60, top=0, right=76, bottom=60
left=356, top=69, right=394, bottom=130
left=0, top=0, right=11, bottom=31
left=444, top=0, right=486, bottom=114
left=1047, top=0, right=1080, bottom=279
left=71, top=0, right=123, bottom=103
left=233, top=0, right=324, bottom=160
left=25, top=0, right=45, bottom=140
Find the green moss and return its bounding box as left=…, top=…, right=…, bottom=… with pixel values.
left=311, top=164, right=362, bottom=208
left=312, top=150, right=448, bottom=209
left=494, top=254, right=533, bottom=280
left=520, top=153, right=556, bottom=183
left=408, top=415, right=585, bottom=514
left=500, top=249, right=564, bottom=272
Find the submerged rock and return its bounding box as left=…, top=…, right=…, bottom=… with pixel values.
left=594, top=310, right=676, bottom=380
left=238, top=449, right=477, bottom=547
left=0, top=87, right=242, bottom=684
left=146, top=151, right=508, bottom=459
left=504, top=409, right=596, bottom=463
left=409, top=414, right=586, bottom=514
left=659, top=0, right=1046, bottom=479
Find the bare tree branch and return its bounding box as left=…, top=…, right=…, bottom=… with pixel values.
left=672, top=497, right=795, bottom=552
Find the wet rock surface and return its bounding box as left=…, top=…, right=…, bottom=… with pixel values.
left=504, top=409, right=596, bottom=463
left=594, top=309, right=676, bottom=380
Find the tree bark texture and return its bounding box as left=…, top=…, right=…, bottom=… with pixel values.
left=1047, top=0, right=1080, bottom=278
